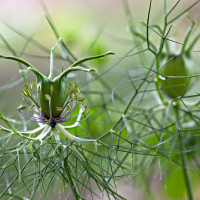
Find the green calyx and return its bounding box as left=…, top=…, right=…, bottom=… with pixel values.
left=160, top=52, right=194, bottom=98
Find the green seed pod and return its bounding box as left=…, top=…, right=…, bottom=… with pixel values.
left=160, top=52, right=194, bottom=98
left=159, top=15, right=200, bottom=99
left=37, top=76, right=69, bottom=118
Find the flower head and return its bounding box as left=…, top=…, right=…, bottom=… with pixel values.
left=0, top=38, right=115, bottom=142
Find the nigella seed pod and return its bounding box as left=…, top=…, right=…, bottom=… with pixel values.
left=160, top=53, right=193, bottom=98
left=37, top=77, right=69, bottom=118
left=159, top=14, right=198, bottom=98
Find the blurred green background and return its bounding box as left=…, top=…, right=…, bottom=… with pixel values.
left=1, top=0, right=200, bottom=199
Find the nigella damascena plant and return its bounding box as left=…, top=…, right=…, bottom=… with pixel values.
left=0, top=38, right=114, bottom=143
left=159, top=15, right=199, bottom=98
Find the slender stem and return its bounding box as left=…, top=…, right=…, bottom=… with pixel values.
left=20, top=67, right=44, bottom=80
left=168, top=0, right=200, bottom=24
left=130, top=29, right=157, bottom=51
left=64, top=161, right=80, bottom=200
left=0, top=55, right=35, bottom=68
left=49, top=38, right=63, bottom=80
left=166, top=0, right=180, bottom=18
left=181, top=15, right=195, bottom=53
left=146, top=0, right=155, bottom=54
left=174, top=105, right=194, bottom=200
left=153, top=0, right=171, bottom=106
left=155, top=55, right=165, bottom=104
left=57, top=147, right=80, bottom=200
left=164, top=1, right=170, bottom=54
left=0, top=111, right=35, bottom=140
left=69, top=51, right=115, bottom=68
left=187, top=33, right=200, bottom=52
left=58, top=66, right=95, bottom=80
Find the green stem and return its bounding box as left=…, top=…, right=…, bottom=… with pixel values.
left=187, top=33, right=200, bottom=52
left=153, top=6, right=172, bottom=106
left=58, top=66, right=96, bottom=80
left=146, top=0, right=155, bottom=55
left=69, top=51, right=115, bottom=68
left=167, top=0, right=200, bottom=24
left=155, top=55, right=166, bottom=104
left=58, top=51, right=114, bottom=80
left=174, top=105, right=194, bottom=200
left=64, top=161, right=80, bottom=200
left=181, top=15, right=195, bottom=53
left=0, top=54, right=35, bottom=68
left=49, top=38, right=63, bottom=80
left=58, top=147, right=80, bottom=200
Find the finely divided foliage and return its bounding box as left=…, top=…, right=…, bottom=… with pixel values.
left=0, top=0, right=200, bottom=199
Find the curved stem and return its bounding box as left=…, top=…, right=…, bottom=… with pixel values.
left=70, top=51, right=115, bottom=68
left=167, top=0, right=200, bottom=25
left=181, top=14, right=195, bottom=53
left=0, top=54, right=35, bottom=68
left=58, top=66, right=96, bottom=80
left=187, top=33, right=200, bottom=52
left=146, top=0, right=156, bottom=55
left=174, top=105, right=194, bottom=200
left=49, top=38, right=63, bottom=80
left=20, top=67, right=44, bottom=80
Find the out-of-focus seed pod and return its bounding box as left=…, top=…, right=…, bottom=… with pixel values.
left=160, top=52, right=193, bottom=98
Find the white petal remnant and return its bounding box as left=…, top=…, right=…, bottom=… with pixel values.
left=51, top=128, right=60, bottom=141
left=57, top=124, right=95, bottom=142
left=35, top=125, right=51, bottom=141
left=21, top=125, right=46, bottom=135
